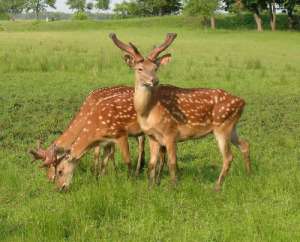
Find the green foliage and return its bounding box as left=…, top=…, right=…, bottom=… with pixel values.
left=25, top=0, right=56, bottom=18
left=184, top=0, right=219, bottom=17
left=0, top=23, right=300, bottom=241
left=0, top=0, right=25, bottom=18
left=95, top=0, right=110, bottom=10
left=114, top=0, right=181, bottom=17
left=66, top=0, right=87, bottom=12
left=73, top=10, right=88, bottom=20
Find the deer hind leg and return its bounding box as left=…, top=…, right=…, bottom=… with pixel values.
left=214, top=128, right=233, bottom=192
left=135, top=135, right=145, bottom=176
left=231, top=127, right=251, bottom=174
left=115, top=136, right=132, bottom=177
left=156, top=146, right=166, bottom=185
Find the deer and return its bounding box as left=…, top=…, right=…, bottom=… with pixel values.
left=29, top=86, right=146, bottom=183
left=30, top=87, right=166, bottom=191
left=110, top=33, right=251, bottom=191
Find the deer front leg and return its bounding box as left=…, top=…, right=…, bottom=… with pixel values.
left=148, top=137, right=161, bottom=187
left=100, top=143, right=116, bottom=176
left=165, top=139, right=177, bottom=187
left=156, top=146, right=166, bottom=185
left=135, top=135, right=145, bottom=176
left=115, top=136, right=132, bottom=177
left=93, top=145, right=101, bottom=176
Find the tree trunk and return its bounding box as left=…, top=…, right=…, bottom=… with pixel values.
left=288, top=9, right=294, bottom=29
left=253, top=6, right=263, bottom=32
left=269, top=1, right=276, bottom=31
left=210, top=16, right=216, bottom=30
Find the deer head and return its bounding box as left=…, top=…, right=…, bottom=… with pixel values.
left=109, top=33, right=177, bottom=88
left=54, top=155, right=77, bottom=191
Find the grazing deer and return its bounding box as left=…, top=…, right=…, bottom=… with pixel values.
left=30, top=86, right=146, bottom=182
left=110, top=33, right=251, bottom=191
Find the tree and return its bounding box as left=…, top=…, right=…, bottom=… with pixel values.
left=95, top=0, right=110, bottom=11
left=25, top=0, right=56, bottom=19
left=114, top=1, right=141, bottom=17
left=86, top=1, right=93, bottom=11
left=66, top=0, right=86, bottom=12
left=114, top=0, right=181, bottom=17
left=0, top=0, right=25, bottom=20
left=284, top=0, right=300, bottom=29
left=137, top=0, right=181, bottom=16
left=184, top=0, right=219, bottom=29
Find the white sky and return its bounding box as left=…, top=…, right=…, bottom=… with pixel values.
left=53, top=0, right=122, bottom=13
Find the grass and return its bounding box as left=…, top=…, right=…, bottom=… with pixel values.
left=0, top=17, right=300, bottom=241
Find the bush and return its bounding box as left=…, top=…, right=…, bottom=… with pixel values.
left=0, top=12, right=9, bottom=20
left=73, top=11, right=88, bottom=20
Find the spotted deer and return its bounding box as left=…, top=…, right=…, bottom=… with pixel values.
left=29, top=86, right=146, bottom=182
left=110, top=33, right=251, bottom=191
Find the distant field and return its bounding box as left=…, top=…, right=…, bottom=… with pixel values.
left=0, top=18, right=300, bottom=241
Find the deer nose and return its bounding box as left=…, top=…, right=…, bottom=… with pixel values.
left=59, top=183, right=67, bottom=192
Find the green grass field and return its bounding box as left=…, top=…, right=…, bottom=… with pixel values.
left=1, top=17, right=300, bottom=241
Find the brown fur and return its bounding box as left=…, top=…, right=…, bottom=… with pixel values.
left=110, top=33, right=251, bottom=190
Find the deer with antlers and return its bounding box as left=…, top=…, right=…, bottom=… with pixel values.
left=110, top=33, right=251, bottom=191
left=29, top=86, right=147, bottom=184
left=30, top=86, right=166, bottom=190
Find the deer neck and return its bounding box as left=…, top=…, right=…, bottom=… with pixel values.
left=134, top=82, right=158, bottom=118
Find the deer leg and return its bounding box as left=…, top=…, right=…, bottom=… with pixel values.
left=115, top=136, right=132, bottom=177
left=108, top=143, right=117, bottom=174
left=93, top=145, right=101, bottom=176
left=165, top=140, right=177, bottom=186
left=135, top=135, right=145, bottom=176
left=231, top=127, right=251, bottom=174
left=101, top=143, right=116, bottom=176
left=214, top=129, right=233, bottom=192
left=148, top=137, right=161, bottom=187
left=156, top=146, right=166, bottom=185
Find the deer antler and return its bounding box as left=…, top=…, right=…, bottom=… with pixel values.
left=109, top=33, right=144, bottom=62
left=147, top=33, right=177, bottom=62
left=29, top=140, right=46, bottom=163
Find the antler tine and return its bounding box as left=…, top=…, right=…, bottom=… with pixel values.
left=147, top=33, right=177, bottom=62
left=37, top=139, right=41, bottom=149
left=109, top=33, right=144, bottom=62
left=29, top=149, right=43, bottom=163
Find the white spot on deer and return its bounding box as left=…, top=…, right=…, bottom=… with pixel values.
left=79, top=112, right=83, bottom=116
left=214, top=96, right=218, bottom=103
left=87, top=120, right=91, bottom=125
left=231, top=100, right=235, bottom=104
left=96, top=128, right=100, bottom=131
left=83, top=128, right=88, bottom=132
left=98, top=116, right=103, bottom=120
left=102, top=121, right=106, bottom=125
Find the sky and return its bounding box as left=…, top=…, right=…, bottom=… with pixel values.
left=54, top=0, right=122, bottom=13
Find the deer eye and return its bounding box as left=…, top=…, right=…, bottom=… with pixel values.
left=138, top=68, right=143, bottom=72
left=58, top=170, right=63, bottom=176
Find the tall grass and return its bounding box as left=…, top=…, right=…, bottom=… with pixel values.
left=0, top=20, right=300, bottom=241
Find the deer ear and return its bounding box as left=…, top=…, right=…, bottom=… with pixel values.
left=123, top=54, right=135, bottom=68
left=156, top=53, right=172, bottom=66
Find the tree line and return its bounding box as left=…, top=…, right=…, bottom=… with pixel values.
left=0, top=0, right=299, bottom=30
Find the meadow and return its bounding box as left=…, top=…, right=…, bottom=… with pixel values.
left=0, top=17, right=300, bottom=241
